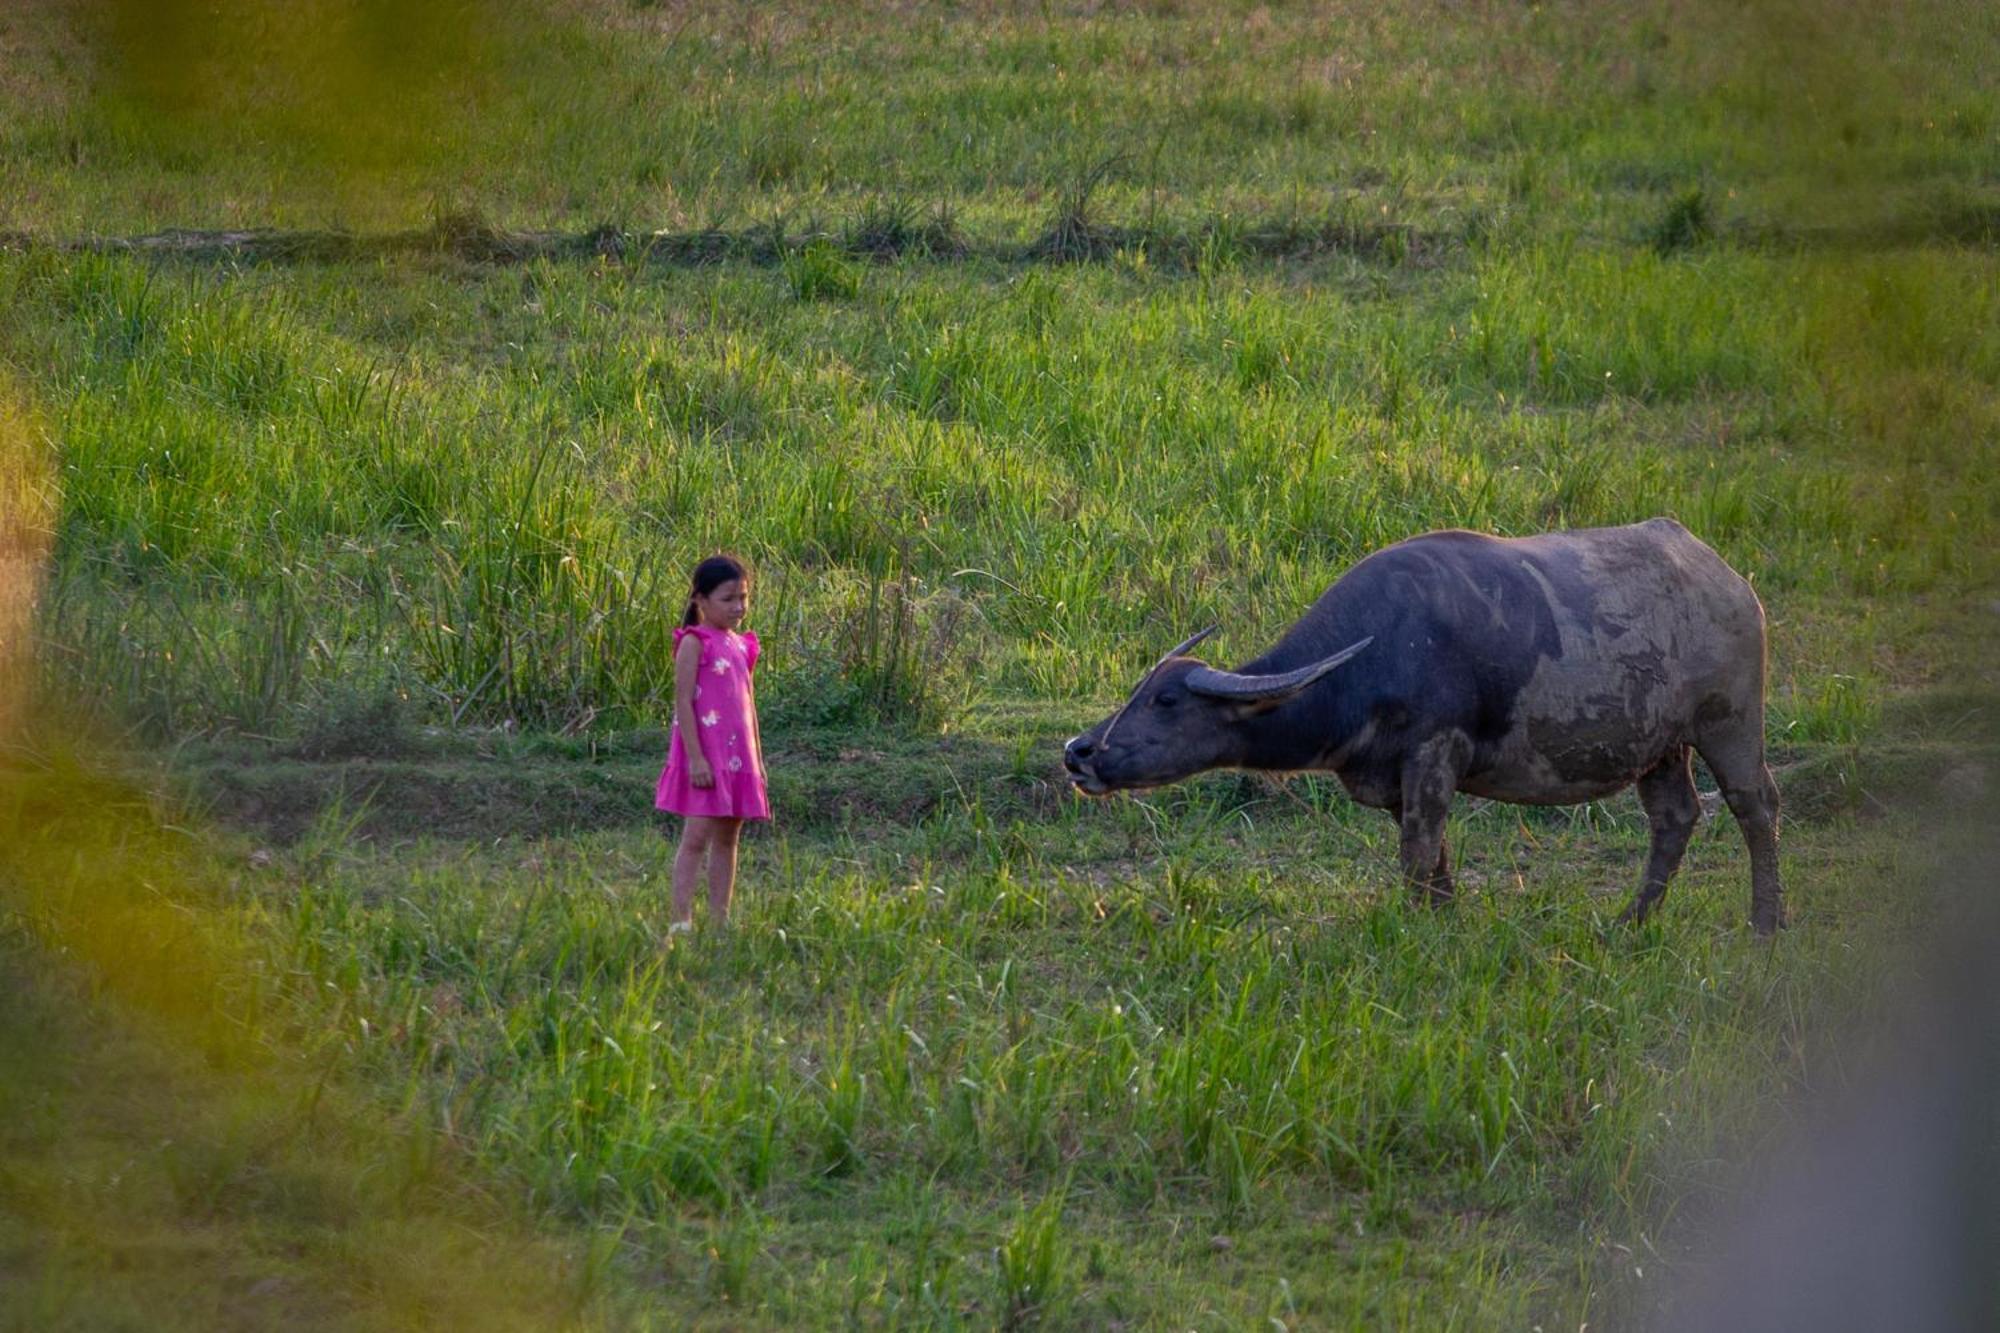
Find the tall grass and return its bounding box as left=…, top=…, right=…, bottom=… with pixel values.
left=9, top=240, right=1995, bottom=741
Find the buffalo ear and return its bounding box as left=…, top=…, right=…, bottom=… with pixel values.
left=1184, top=636, right=1373, bottom=702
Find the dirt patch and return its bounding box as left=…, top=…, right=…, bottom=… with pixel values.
left=175, top=729, right=1990, bottom=847
left=175, top=731, right=1051, bottom=845
left=187, top=756, right=656, bottom=844
left=0, top=206, right=1446, bottom=272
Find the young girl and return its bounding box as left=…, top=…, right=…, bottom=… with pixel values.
left=656, top=553, right=768, bottom=934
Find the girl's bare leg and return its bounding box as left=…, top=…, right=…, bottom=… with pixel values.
left=706, top=818, right=744, bottom=923
left=671, top=817, right=717, bottom=927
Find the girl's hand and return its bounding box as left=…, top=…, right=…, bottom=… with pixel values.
left=690, top=757, right=715, bottom=789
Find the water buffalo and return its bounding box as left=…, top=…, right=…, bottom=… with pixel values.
left=1064, top=518, right=1784, bottom=932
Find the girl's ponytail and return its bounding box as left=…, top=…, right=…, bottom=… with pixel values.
left=682, top=552, right=751, bottom=626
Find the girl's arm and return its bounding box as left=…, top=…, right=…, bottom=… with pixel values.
left=673, top=633, right=713, bottom=788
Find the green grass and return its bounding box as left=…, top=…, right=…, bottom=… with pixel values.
left=4, top=0, right=1999, bottom=1326
left=6, top=242, right=1994, bottom=738
left=3, top=729, right=1975, bottom=1328
left=4, top=1, right=1994, bottom=243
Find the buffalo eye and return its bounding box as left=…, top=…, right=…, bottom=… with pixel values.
left=1154, top=691, right=1180, bottom=708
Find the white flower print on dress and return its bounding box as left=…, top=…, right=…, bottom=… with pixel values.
left=711, top=658, right=731, bottom=674
left=700, top=710, right=720, bottom=727
left=726, top=756, right=744, bottom=773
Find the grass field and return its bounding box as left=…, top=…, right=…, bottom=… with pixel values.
left=3, top=0, right=1998, bottom=1327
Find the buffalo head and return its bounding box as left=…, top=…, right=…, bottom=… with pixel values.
left=1064, top=627, right=1372, bottom=795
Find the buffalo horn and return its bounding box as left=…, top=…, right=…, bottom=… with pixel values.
left=1160, top=624, right=1220, bottom=663
left=1184, top=636, right=1374, bottom=701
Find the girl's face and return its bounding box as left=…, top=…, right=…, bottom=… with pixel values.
left=694, top=578, right=749, bottom=630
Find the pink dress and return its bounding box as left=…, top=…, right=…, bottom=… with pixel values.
left=655, top=625, right=769, bottom=820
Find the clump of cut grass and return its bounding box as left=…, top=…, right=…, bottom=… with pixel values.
left=919, top=199, right=969, bottom=259
left=428, top=203, right=515, bottom=260
left=576, top=221, right=626, bottom=260
left=1190, top=213, right=1246, bottom=278
left=1028, top=156, right=1127, bottom=263
left=844, top=197, right=966, bottom=260
left=783, top=239, right=861, bottom=300
left=638, top=225, right=746, bottom=266
left=845, top=197, right=923, bottom=259
left=1649, top=185, right=1715, bottom=255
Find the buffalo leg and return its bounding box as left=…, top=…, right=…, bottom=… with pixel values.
left=1398, top=738, right=1464, bottom=906
left=1695, top=727, right=1785, bottom=934
left=1382, top=806, right=1453, bottom=904
left=1617, top=745, right=1699, bottom=926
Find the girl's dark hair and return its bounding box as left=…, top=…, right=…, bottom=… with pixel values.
left=682, top=553, right=751, bottom=626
